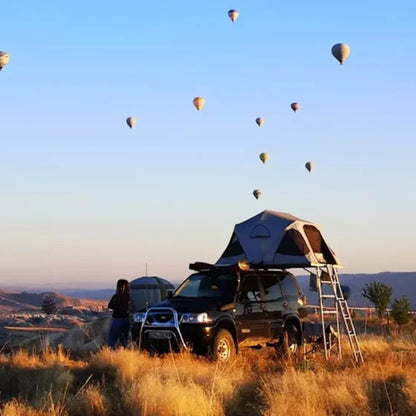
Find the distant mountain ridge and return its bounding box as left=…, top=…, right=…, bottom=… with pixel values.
left=2, top=271, right=415, bottom=309
left=61, top=289, right=114, bottom=302
left=298, top=271, right=416, bottom=309
left=0, top=290, right=81, bottom=308
left=0, top=290, right=107, bottom=314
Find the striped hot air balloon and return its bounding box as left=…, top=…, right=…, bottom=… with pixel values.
left=256, top=117, right=264, bottom=127
left=0, top=51, right=10, bottom=71
left=259, top=153, right=268, bottom=164
left=291, top=102, right=300, bottom=113
left=228, top=9, right=239, bottom=22
left=331, top=43, right=350, bottom=65
left=126, top=117, right=136, bottom=128
left=193, top=97, right=205, bottom=111
left=253, top=189, right=262, bottom=199
left=41, top=293, right=57, bottom=315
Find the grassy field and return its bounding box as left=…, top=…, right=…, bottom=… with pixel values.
left=0, top=334, right=416, bottom=416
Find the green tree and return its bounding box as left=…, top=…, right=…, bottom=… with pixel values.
left=362, top=282, right=392, bottom=318
left=391, top=296, right=411, bottom=329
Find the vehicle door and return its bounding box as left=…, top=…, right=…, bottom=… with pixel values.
left=260, top=273, right=285, bottom=339
left=235, top=274, right=268, bottom=342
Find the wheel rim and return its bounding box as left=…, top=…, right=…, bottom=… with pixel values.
left=217, top=339, right=230, bottom=361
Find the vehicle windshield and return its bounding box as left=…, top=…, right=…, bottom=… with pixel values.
left=173, top=271, right=237, bottom=301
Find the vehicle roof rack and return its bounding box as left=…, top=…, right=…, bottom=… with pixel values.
left=189, top=260, right=252, bottom=272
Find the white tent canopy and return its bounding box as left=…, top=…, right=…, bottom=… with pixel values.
left=216, top=210, right=341, bottom=269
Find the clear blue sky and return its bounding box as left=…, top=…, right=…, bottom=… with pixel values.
left=1, top=1, right=415, bottom=287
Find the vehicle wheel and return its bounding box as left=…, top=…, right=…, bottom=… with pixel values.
left=212, top=329, right=236, bottom=363
left=279, top=324, right=301, bottom=358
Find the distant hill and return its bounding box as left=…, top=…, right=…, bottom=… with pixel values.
left=61, top=289, right=114, bottom=301
left=60, top=272, right=416, bottom=308
left=298, top=272, right=416, bottom=309
left=3, top=272, right=415, bottom=310
left=0, top=290, right=81, bottom=308
left=0, top=290, right=107, bottom=314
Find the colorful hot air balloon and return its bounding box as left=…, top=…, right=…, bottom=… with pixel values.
left=255, top=117, right=264, bottom=127
left=259, top=153, right=268, bottom=164
left=228, top=9, right=239, bottom=22
left=41, top=294, right=57, bottom=315
left=126, top=117, right=136, bottom=128
left=331, top=43, right=350, bottom=65
left=0, top=51, right=10, bottom=71
left=253, top=189, right=261, bottom=199
left=193, top=97, right=205, bottom=111
left=291, top=102, right=300, bottom=113
left=305, top=162, right=313, bottom=172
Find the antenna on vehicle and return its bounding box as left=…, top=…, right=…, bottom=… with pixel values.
left=145, top=263, right=149, bottom=309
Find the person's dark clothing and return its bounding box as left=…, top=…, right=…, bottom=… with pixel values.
left=108, top=293, right=130, bottom=318
left=108, top=317, right=130, bottom=349
left=107, top=292, right=131, bottom=349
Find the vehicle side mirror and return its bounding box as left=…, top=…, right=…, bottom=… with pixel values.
left=167, top=291, right=173, bottom=299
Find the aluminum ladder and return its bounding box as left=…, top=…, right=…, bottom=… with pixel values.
left=317, top=265, right=364, bottom=364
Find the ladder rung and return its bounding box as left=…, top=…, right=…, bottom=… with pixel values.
left=318, top=270, right=364, bottom=364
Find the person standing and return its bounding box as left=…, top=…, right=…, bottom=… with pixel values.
left=107, top=279, right=131, bottom=349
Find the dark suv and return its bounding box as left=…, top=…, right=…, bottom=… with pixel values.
left=132, top=262, right=307, bottom=362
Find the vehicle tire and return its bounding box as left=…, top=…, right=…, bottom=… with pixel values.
left=279, top=323, right=301, bottom=358
left=211, top=329, right=236, bottom=363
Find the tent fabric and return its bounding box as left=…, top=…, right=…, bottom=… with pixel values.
left=130, top=276, right=175, bottom=312
left=216, top=210, right=341, bottom=268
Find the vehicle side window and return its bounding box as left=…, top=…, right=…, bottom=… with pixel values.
left=261, top=275, right=283, bottom=301
left=239, top=276, right=261, bottom=302
left=280, top=275, right=300, bottom=297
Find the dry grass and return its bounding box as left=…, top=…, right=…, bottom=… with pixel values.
left=0, top=335, right=415, bottom=416
left=69, top=385, right=107, bottom=416
left=6, top=345, right=86, bottom=369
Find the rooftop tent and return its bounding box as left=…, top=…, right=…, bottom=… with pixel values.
left=130, top=276, right=175, bottom=312
left=216, top=210, right=341, bottom=268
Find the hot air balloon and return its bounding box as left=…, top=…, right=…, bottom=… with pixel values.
left=259, top=153, right=268, bottom=164
left=331, top=43, right=350, bottom=65
left=41, top=294, right=57, bottom=315
left=291, top=102, right=300, bottom=113
left=126, top=117, right=136, bottom=128
left=305, top=162, right=313, bottom=172
left=255, top=117, right=264, bottom=127
left=228, top=9, right=239, bottom=22
left=253, top=189, right=261, bottom=200
left=193, top=97, right=205, bottom=111
left=0, top=51, right=10, bottom=71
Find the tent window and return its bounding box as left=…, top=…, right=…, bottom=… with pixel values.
left=276, top=229, right=309, bottom=256
left=220, top=232, right=245, bottom=258
left=303, top=225, right=335, bottom=263
left=250, top=224, right=271, bottom=239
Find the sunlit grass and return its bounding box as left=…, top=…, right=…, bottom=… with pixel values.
left=0, top=335, right=415, bottom=415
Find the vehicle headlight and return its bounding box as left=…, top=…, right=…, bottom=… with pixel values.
left=134, top=312, right=146, bottom=322
left=181, top=312, right=212, bottom=324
